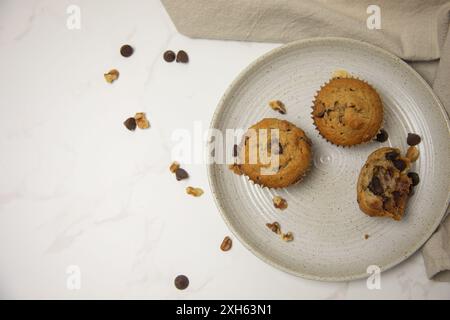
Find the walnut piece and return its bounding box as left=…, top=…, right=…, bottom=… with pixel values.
left=281, top=232, right=294, bottom=242
left=406, top=146, right=419, bottom=162
left=135, top=112, right=150, bottom=129
left=269, top=100, right=286, bottom=114
left=332, top=69, right=351, bottom=79
left=104, top=69, right=119, bottom=83
left=186, top=186, right=204, bottom=197
left=273, top=196, right=288, bottom=210
left=266, top=222, right=281, bottom=235
left=169, top=161, right=180, bottom=173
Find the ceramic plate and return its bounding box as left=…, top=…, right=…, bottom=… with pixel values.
left=207, top=37, right=450, bottom=281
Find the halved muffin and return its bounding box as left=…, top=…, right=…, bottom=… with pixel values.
left=357, top=147, right=413, bottom=220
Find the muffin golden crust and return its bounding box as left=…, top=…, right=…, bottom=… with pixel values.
left=312, top=78, right=383, bottom=146
left=357, top=147, right=413, bottom=221
left=231, top=118, right=312, bottom=188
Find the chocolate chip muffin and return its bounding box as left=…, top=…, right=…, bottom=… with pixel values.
left=312, top=78, right=383, bottom=146
left=231, top=118, right=312, bottom=188
left=357, top=147, right=413, bottom=221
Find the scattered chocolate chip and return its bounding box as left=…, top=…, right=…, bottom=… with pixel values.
left=364, top=234, right=369, bottom=240
left=120, top=45, right=134, bottom=57
left=123, top=117, right=136, bottom=131
left=393, top=159, right=406, bottom=171
left=407, top=172, right=420, bottom=186
left=163, top=50, right=176, bottom=62
left=385, top=151, right=399, bottom=161
left=174, top=275, right=189, bottom=290
left=175, top=168, right=189, bottom=181
left=368, top=176, right=383, bottom=196
left=220, top=236, right=232, bottom=251
left=233, top=144, right=238, bottom=157
left=375, top=129, right=388, bottom=142
left=407, top=133, right=421, bottom=146
left=176, top=50, right=189, bottom=63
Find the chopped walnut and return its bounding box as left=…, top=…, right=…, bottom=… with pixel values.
left=332, top=69, right=351, bottom=79
left=406, top=146, right=419, bottom=162
left=281, top=232, right=294, bottom=242
left=186, top=186, right=204, bottom=197
left=104, top=69, right=119, bottom=83
left=169, top=161, right=180, bottom=173
left=273, top=195, right=288, bottom=210
left=269, top=100, right=286, bottom=114
left=266, top=222, right=281, bottom=235
left=135, top=112, right=150, bottom=129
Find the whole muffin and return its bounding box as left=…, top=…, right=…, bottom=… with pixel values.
left=312, top=78, right=383, bottom=146
left=357, top=147, right=413, bottom=221
left=231, top=118, right=312, bottom=188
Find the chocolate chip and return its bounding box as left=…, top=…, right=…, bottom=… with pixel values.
left=368, top=176, right=383, bottom=196
left=233, top=144, right=238, bottom=157
left=174, top=275, right=189, bottom=290
left=407, top=133, right=421, bottom=146
left=163, top=50, right=176, bottom=62
left=175, top=168, right=189, bottom=181
left=120, top=45, right=134, bottom=57
left=176, top=50, right=189, bottom=63
left=407, top=172, right=420, bottom=186
left=123, top=117, right=136, bottom=131
left=392, top=191, right=401, bottom=203
left=393, top=159, right=406, bottom=171
left=385, top=151, right=399, bottom=161
left=375, top=129, right=388, bottom=142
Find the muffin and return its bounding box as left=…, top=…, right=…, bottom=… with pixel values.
left=312, top=77, right=383, bottom=146
left=230, top=118, right=312, bottom=188
left=357, top=147, right=413, bottom=221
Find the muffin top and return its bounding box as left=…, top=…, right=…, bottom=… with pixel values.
left=234, top=118, right=312, bottom=189
left=312, top=78, right=383, bottom=146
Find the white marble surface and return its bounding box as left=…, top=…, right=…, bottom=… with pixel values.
left=0, top=0, right=449, bottom=299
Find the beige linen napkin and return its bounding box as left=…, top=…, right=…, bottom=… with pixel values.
left=162, top=0, right=450, bottom=281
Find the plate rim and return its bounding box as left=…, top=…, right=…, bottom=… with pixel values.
left=207, top=36, right=450, bottom=282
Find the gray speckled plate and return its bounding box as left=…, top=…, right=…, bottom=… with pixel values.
left=207, top=37, right=450, bottom=281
